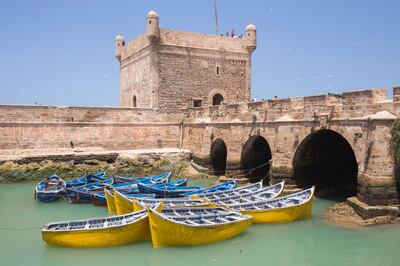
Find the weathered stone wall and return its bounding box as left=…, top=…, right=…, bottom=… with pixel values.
left=118, top=28, right=254, bottom=110
left=0, top=122, right=180, bottom=150
left=120, top=47, right=152, bottom=107
left=157, top=46, right=248, bottom=111
left=0, top=105, right=181, bottom=123
left=0, top=105, right=182, bottom=151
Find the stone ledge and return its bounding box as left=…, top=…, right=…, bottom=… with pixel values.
left=358, top=173, right=396, bottom=187
left=347, top=196, right=400, bottom=219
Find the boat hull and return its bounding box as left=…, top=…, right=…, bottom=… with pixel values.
left=240, top=197, right=314, bottom=223
left=42, top=215, right=150, bottom=248
left=36, top=192, right=64, bottom=202
left=92, top=194, right=107, bottom=206
left=114, top=191, right=134, bottom=215
left=66, top=189, right=93, bottom=203
left=104, top=189, right=116, bottom=214
left=148, top=209, right=252, bottom=248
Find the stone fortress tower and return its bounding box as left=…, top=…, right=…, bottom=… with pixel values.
left=115, top=10, right=257, bottom=112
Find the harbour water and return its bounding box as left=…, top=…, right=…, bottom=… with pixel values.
left=1, top=183, right=399, bottom=266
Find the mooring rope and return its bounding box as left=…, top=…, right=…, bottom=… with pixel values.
left=195, top=161, right=271, bottom=177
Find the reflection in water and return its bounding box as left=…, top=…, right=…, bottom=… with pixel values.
left=0, top=184, right=399, bottom=266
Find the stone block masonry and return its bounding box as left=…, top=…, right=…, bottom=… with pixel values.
left=0, top=105, right=182, bottom=151
left=116, top=10, right=256, bottom=111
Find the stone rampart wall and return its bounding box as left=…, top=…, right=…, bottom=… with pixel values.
left=0, top=122, right=180, bottom=150
left=185, top=88, right=400, bottom=123
left=0, top=105, right=182, bottom=151
left=0, top=105, right=181, bottom=123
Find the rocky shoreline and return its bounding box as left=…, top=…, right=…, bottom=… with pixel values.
left=0, top=152, right=210, bottom=184
left=324, top=202, right=400, bottom=227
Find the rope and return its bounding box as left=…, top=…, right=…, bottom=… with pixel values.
left=195, top=161, right=271, bottom=177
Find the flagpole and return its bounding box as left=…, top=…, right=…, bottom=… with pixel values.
left=214, top=0, right=219, bottom=35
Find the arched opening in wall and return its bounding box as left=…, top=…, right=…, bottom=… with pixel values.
left=132, top=95, right=137, bottom=107
left=240, top=135, right=272, bottom=182
left=212, top=94, right=224, bottom=105
left=293, top=129, right=358, bottom=199
left=210, top=138, right=227, bottom=176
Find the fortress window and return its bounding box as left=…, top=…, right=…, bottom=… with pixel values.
left=132, top=95, right=137, bottom=107
left=193, top=99, right=202, bottom=107
left=149, top=20, right=152, bottom=24
left=212, top=94, right=224, bottom=105
left=216, top=66, right=220, bottom=75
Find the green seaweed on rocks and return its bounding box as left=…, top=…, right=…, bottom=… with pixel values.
left=0, top=157, right=201, bottom=184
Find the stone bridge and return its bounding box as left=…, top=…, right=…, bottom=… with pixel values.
left=183, top=88, right=400, bottom=208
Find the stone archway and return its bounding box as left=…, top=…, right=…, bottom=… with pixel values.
left=293, top=129, right=358, bottom=198
left=212, top=94, right=224, bottom=105
left=240, top=135, right=272, bottom=182
left=210, top=138, right=227, bottom=176
left=208, top=89, right=227, bottom=106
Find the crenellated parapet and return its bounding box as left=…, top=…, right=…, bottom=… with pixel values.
left=183, top=87, right=399, bottom=124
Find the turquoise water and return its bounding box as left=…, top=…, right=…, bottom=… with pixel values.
left=1, top=183, right=399, bottom=266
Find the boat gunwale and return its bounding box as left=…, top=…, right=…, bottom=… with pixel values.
left=202, top=181, right=285, bottom=203
left=35, top=176, right=66, bottom=194
left=193, top=180, right=262, bottom=197
left=227, top=187, right=315, bottom=211
left=149, top=208, right=252, bottom=228
left=42, top=209, right=148, bottom=232
left=183, top=180, right=237, bottom=196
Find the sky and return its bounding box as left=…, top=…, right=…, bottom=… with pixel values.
left=0, top=0, right=399, bottom=106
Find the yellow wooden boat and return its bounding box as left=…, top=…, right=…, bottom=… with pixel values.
left=199, top=181, right=284, bottom=205
left=104, top=189, right=116, bottom=214
left=42, top=209, right=150, bottom=248
left=113, top=190, right=134, bottom=215
left=133, top=197, right=211, bottom=211
left=227, top=187, right=315, bottom=223
left=148, top=206, right=253, bottom=248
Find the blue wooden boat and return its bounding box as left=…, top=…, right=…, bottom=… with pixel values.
left=92, top=191, right=156, bottom=206
left=66, top=187, right=97, bottom=203
left=35, top=175, right=66, bottom=202
left=114, top=177, right=185, bottom=195
left=92, top=178, right=184, bottom=206
left=66, top=179, right=114, bottom=203
left=183, top=180, right=237, bottom=196
left=136, top=179, right=187, bottom=194
left=112, top=171, right=171, bottom=184
left=65, top=172, right=107, bottom=188
left=138, top=182, right=202, bottom=198
left=68, top=172, right=171, bottom=204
